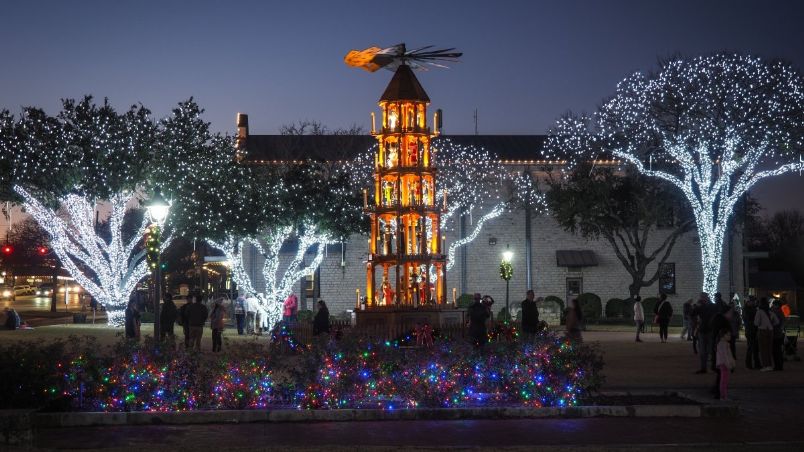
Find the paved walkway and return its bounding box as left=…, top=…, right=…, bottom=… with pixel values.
left=12, top=329, right=804, bottom=450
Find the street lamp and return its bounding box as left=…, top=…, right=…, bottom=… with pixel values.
left=146, top=190, right=170, bottom=341
left=500, top=247, right=513, bottom=323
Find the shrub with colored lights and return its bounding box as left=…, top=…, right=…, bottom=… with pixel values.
left=1, top=330, right=603, bottom=412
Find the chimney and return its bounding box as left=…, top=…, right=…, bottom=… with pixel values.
left=236, top=113, right=249, bottom=151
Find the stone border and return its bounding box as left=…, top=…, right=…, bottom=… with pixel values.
left=28, top=393, right=738, bottom=428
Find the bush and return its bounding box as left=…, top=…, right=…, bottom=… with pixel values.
left=457, top=293, right=474, bottom=308
left=642, top=297, right=659, bottom=317
left=577, top=293, right=602, bottom=321
left=605, top=298, right=624, bottom=319
left=297, top=309, right=313, bottom=322
left=0, top=333, right=605, bottom=411
left=543, top=295, right=564, bottom=313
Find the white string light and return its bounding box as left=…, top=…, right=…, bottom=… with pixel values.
left=547, top=54, right=804, bottom=296
left=15, top=185, right=168, bottom=325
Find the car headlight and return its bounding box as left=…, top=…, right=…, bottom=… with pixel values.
left=2, top=290, right=10, bottom=297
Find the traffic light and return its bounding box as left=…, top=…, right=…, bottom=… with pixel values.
left=38, top=246, right=48, bottom=255
left=2, top=244, right=12, bottom=255
left=160, top=261, right=167, bottom=271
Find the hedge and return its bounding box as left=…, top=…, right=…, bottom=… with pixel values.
left=577, top=293, right=602, bottom=321
left=605, top=298, right=625, bottom=319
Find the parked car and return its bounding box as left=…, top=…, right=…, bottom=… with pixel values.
left=14, top=284, right=34, bottom=296
left=36, top=283, right=55, bottom=297
left=1, top=285, right=15, bottom=301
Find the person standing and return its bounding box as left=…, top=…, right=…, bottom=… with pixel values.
left=771, top=300, right=786, bottom=371
left=725, top=301, right=741, bottom=360
left=468, top=293, right=490, bottom=347
left=187, top=294, right=209, bottom=350
left=520, top=290, right=540, bottom=340
left=633, top=296, right=645, bottom=342
left=283, top=293, right=298, bottom=324
left=313, top=299, right=330, bottom=336
left=565, top=298, right=583, bottom=342
left=234, top=294, right=246, bottom=335
left=160, top=293, right=177, bottom=343
left=754, top=297, right=778, bottom=372
left=210, top=297, right=225, bottom=352
left=245, top=293, right=258, bottom=335
left=124, top=298, right=141, bottom=341
left=715, top=328, right=736, bottom=401
left=681, top=299, right=693, bottom=340
left=694, top=293, right=715, bottom=374
left=178, top=296, right=192, bottom=349
left=654, top=293, right=673, bottom=343
left=742, top=296, right=761, bottom=369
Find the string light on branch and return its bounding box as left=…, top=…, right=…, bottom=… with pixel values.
left=546, top=53, right=804, bottom=296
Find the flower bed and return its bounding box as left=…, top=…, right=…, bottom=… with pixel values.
left=0, top=330, right=603, bottom=412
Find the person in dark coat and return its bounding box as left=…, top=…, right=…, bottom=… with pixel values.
left=771, top=300, right=786, bottom=371
left=468, top=293, right=490, bottom=347
left=709, top=293, right=731, bottom=399
left=693, top=293, right=715, bottom=373
left=160, top=293, right=177, bottom=342
left=313, top=299, right=331, bottom=336
left=520, top=290, right=540, bottom=340
left=681, top=299, right=693, bottom=340
left=187, top=294, right=209, bottom=350
left=742, top=296, right=761, bottom=369
left=4, top=308, right=21, bottom=330
left=124, top=298, right=141, bottom=341
left=654, top=293, right=674, bottom=343
left=178, top=295, right=192, bottom=349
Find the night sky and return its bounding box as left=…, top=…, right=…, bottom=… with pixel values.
left=1, top=0, right=803, bottom=214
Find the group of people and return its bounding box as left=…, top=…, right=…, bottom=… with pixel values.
left=466, top=290, right=585, bottom=347
left=633, top=293, right=675, bottom=343
left=682, top=292, right=790, bottom=400
left=124, top=292, right=228, bottom=352
left=123, top=290, right=335, bottom=350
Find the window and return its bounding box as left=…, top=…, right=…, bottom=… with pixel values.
left=304, top=267, right=320, bottom=299
left=566, top=277, right=583, bottom=303
left=658, top=263, right=676, bottom=294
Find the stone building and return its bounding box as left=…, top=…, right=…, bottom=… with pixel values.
left=233, top=117, right=745, bottom=319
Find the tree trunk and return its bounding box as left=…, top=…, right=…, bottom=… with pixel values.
left=50, top=259, right=60, bottom=313
left=696, top=222, right=727, bottom=298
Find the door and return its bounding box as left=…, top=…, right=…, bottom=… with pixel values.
left=566, top=277, right=583, bottom=303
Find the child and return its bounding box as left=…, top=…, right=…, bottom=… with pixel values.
left=715, top=329, right=736, bottom=400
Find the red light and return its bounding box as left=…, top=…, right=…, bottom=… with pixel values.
left=39, top=246, right=48, bottom=255
left=2, top=245, right=12, bottom=255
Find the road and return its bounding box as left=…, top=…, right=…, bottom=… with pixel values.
left=2, top=293, right=84, bottom=312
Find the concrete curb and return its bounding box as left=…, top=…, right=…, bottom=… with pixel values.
left=30, top=402, right=739, bottom=428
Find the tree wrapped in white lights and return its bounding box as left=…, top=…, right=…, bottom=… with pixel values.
left=15, top=186, right=165, bottom=325
left=2, top=97, right=160, bottom=324
left=548, top=54, right=804, bottom=296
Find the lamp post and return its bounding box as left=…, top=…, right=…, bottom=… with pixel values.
left=500, top=247, right=513, bottom=323
left=146, top=190, right=170, bottom=341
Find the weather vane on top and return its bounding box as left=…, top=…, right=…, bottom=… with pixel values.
left=344, top=43, right=462, bottom=72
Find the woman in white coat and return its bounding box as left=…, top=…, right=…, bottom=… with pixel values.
left=633, top=296, right=645, bottom=343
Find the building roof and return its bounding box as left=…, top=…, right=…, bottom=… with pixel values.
left=244, top=134, right=549, bottom=163
left=380, top=65, right=430, bottom=103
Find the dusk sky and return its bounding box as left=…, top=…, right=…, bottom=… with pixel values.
left=1, top=0, right=803, bottom=214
